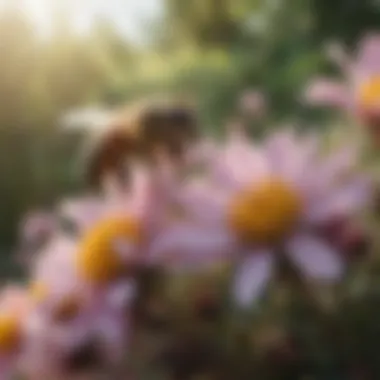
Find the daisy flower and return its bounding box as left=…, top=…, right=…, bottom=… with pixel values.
left=304, top=33, right=380, bottom=132
left=150, top=129, right=372, bottom=307
left=21, top=234, right=136, bottom=378
left=55, top=161, right=177, bottom=287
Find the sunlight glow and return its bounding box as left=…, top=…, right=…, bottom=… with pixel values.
left=0, top=0, right=162, bottom=43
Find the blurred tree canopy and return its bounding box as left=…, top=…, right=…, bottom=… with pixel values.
left=0, top=0, right=379, bottom=249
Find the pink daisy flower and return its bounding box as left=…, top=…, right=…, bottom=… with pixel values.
left=20, top=235, right=136, bottom=378
left=54, top=163, right=177, bottom=286
left=149, top=129, right=371, bottom=307
left=304, top=33, right=380, bottom=129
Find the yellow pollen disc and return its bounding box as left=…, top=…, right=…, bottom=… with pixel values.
left=0, top=314, right=21, bottom=353
left=359, top=76, right=380, bottom=109
left=76, top=217, right=141, bottom=284
left=228, top=179, right=301, bottom=243
left=53, top=295, right=81, bottom=323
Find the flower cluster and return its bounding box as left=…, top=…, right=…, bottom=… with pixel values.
left=2, top=124, right=372, bottom=379
left=3, top=33, right=380, bottom=380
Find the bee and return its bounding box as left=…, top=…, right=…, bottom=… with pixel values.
left=63, top=99, right=199, bottom=189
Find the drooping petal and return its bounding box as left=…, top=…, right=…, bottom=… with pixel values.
left=287, top=234, right=344, bottom=281
left=231, top=250, right=274, bottom=308
left=148, top=224, right=235, bottom=270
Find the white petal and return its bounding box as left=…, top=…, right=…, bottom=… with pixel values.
left=232, top=251, right=274, bottom=308
left=148, top=224, right=235, bottom=269
left=287, top=234, right=344, bottom=281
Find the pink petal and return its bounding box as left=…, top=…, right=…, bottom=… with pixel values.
left=305, top=144, right=360, bottom=199
left=128, top=164, right=178, bottom=234
left=307, top=176, right=371, bottom=223
left=19, top=211, right=56, bottom=243
left=58, top=196, right=105, bottom=232
left=355, top=33, right=380, bottom=74
left=287, top=234, right=344, bottom=281
left=232, top=251, right=274, bottom=308
left=264, top=129, right=318, bottom=186
left=303, top=78, right=349, bottom=108
left=216, top=143, right=270, bottom=188
left=104, top=281, right=137, bottom=311
left=33, top=236, right=78, bottom=285
left=148, top=224, right=235, bottom=269
left=0, top=358, right=13, bottom=380
left=95, top=311, right=128, bottom=364
left=184, top=138, right=218, bottom=167
left=176, top=181, right=228, bottom=226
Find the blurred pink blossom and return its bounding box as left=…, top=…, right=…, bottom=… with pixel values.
left=150, top=130, right=372, bottom=308
left=304, top=32, right=380, bottom=129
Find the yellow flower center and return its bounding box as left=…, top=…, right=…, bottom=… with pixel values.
left=228, top=179, right=301, bottom=243
left=359, top=75, right=380, bottom=109
left=0, top=314, right=21, bottom=353
left=76, top=217, right=141, bottom=284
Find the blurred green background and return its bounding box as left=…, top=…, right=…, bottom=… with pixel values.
left=0, top=0, right=380, bottom=253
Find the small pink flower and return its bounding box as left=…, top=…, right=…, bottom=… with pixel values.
left=304, top=33, right=380, bottom=129
left=21, top=235, right=135, bottom=378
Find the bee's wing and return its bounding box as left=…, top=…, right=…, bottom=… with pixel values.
left=60, top=107, right=116, bottom=135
